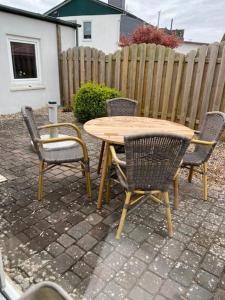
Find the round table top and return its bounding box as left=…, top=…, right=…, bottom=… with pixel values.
left=84, top=116, right=194, bottom=145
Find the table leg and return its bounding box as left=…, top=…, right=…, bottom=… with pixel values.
left=97, top=142, right=110, bottom=209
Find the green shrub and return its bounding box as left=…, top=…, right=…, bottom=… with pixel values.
left=73, top=82, right=122, bottom=123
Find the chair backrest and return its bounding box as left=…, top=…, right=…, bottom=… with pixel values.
left=21, top=106, right=43, bottom=159
left=124, top=133, right=190, bottom=192
left=106, top=98, right=137, bottom=116
left=196, top=111, right=225, bottom=162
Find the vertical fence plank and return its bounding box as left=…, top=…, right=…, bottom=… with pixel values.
left=152, top=45, right=166, bottom=118
left=62, top=51, right=69, bottom=107
left=80, top=47, right=85, bottom=85
left=199, top=43, right=219, bottom=124
left=212, top=45, right=225, bottom=111
left=137, top=44, right=147, bottom=115
left=67, top=48, right=74, bottom=106
left=161, top=48, right=175, bottom=119
left=128, top=44, right=138, bottom=99
left=86, top=47, right=91, bottom=82
left=92, top=48, right=98, bottom=83
left=99, top=51, right=106, bottom=85
left=114, top=50, right=121, bottom=90
left=121, top=46, right=129, bottom=95
left=180, top=50, right=196, bottom=124
left=61, top=43, right=224, bottom=122
left=73, top=47, right=80, bottom=93
left=171, top=54, right=185, bottom=122
left=144, top=44, right=156, bottom=117
left=106, top=54, right=112, bottom=87
left=189, top=45, right=208, bottom=128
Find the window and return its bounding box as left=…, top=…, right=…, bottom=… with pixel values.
left=10, top=42, right=37, bottom=79
left=83, top=21, right=92, bottom=39
left=7, top=36, right=41, bottom=86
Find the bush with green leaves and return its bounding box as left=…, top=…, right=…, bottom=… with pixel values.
left=73, top=82, right=122, bottom=123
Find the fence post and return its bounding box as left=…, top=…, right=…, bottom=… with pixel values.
left=62, top=51, right=69, bottom=107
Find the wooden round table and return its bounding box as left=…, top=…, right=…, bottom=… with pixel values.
left=84, top=116, right=194, bottom=208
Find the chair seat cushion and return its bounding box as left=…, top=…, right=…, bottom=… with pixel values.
left=43, top=143, right=84, bottom=164
left=182, top=152, right=203, bottom=166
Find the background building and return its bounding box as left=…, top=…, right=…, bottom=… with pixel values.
left=45, top=0, right=148, bottom=53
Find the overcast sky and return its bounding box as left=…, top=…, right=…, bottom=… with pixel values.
left=0, top=0, right=224, bottom=43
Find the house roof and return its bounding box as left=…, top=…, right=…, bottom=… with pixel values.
left=183, top=40, right=209, bottom=45
left=44, top=0, right=148, bottom=24
left=0, top=3, right=81, bottom=28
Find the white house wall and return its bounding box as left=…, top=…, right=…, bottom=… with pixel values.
left=176, top=42, right=204, bottom=54
left=0, top=12, right=76, bottom=114
left=60, top=14, right=121, bottom=54
left=60, top=25, right=76, bottom=51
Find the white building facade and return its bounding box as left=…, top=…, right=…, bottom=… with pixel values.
left=176, top=41, right=209, bottom=54
left=60, top=14, right=121, bottom=54
left=45, top=0, right=146, bottom=54
left=0, top=5, right=79, bottom=114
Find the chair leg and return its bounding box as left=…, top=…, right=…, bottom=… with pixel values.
left=173, top=175, right=179, bottom=209
left=163, top=192, right=173, bottom=237
left=80, top=162, right=85, bottom=177
left=85, top=168, right=92, bottom=200
left=188, top=166, right=194, bottom=183
left=97, top=141, right=105, bottom=174
left=202, top=162, right=208, bottom=201
left=116, top=192, right=132, bottom=240
left=38, top=161, right=45, bottom=201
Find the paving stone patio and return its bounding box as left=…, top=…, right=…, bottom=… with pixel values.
left=0, top=110, right=225, bottom=299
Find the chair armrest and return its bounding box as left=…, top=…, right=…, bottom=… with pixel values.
left=38, top=123, right=81, bottom=138
left=36, top=136, right=89, bottom=160
left=191, top=139, right=216, bottom=146
left=110, top=146, right=126, bottom=167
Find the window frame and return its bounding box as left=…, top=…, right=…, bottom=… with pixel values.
left=7, top=35, right=42, bottom=86
left=83, top=21, right=92, bottom=41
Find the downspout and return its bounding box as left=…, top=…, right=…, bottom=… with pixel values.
left=75, top=20, right=79, bottom=46
left=56, top=24, right=63, bottom=106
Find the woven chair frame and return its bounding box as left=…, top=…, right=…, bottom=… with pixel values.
left=124, top=133, right=190, bottom=192
left=106, top=98, right=138, bottom=116
left=193, top=111, right=225, bottom=164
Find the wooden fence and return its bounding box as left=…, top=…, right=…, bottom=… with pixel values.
left=60, top=42, right=225, bottom=129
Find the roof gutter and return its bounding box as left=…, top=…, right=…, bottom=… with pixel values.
left=0, top=4, right=81, bottom=28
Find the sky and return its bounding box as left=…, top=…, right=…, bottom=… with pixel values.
left=0, top=0, right=224, bottom=43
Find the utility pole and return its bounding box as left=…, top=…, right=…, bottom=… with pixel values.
left=170, top=18, right=174, bottom=32
left=157, top=10, right=161, bottom=28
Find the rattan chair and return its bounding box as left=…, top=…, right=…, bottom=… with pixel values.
left=97, top=98, right=137, bottom=174
left=105, top=133, right=190, bottom=239
left=21, top=106, right=91, bottom=201
left=181, top=111, right=225, bottom=201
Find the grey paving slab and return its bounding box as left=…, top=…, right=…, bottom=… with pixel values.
left=1, top=111, right=225, bottom=299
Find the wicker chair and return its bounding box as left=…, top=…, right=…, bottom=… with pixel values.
left=97, top=98, right=137, bottom=174
left=106, top=133, right=190, bottom=239
left=181, top=111, right=225, bottom=201
left=21, top=106, right=91, bottom=201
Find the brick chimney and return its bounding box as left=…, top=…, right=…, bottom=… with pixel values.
left=108, top=0, right=125, bottom=10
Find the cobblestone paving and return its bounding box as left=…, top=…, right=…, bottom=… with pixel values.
left=0, top=111, right=225, bottom=300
